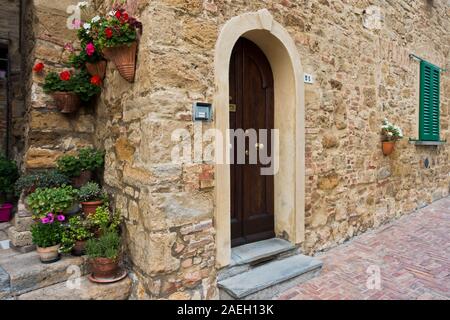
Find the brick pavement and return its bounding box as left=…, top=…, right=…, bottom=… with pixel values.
left=278, top=197, right=450, bottom=300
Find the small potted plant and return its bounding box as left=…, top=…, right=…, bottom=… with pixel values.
left=14, top=170, right=70, bottom=197
left=91, top=8, right=142, bottom=82
left=42, top=69, right=101, bottom=113
left=31, top=213, right=65, bottom=263
left=0, top=154, right=18, bottom=221
left=78, top=182, right=105, bottom=216
left=61, top=215, right=92, bottom=256
left=381, top=119, right=403, bottom=156
left=56, top=147, right=104, bottom=188
left=26, top=185, right=79, bottom=219
left=86, top=227, right=121, bottom=279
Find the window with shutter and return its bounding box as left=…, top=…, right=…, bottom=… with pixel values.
left=419, top=60, right=440, bottom=141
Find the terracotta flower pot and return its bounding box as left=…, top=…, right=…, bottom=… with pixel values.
left=85, top=60, right=107, bottom=79
left=81, top=200, right=103, bottom=216
left=51, top=92, right=81, bottom=113
left=382, top=141, right=395, bottom=156
left=71, top=170, right=93, bottom=188
left=90, top=257, right=119, bottom=279
left=72, top=240, right=86, bottom=256
left=37, top=244, right=60, bottom=263
left=102, top=41, right=137, bottom=83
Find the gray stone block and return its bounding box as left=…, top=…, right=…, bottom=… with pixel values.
left=8, top=227, right=33, bottom=247
left=231, top=238, right=295, bottom=266
left=218, top=254, right=323, bottom=299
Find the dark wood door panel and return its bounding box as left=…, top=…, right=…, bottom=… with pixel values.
left=229, top=37, right=275, bottom=247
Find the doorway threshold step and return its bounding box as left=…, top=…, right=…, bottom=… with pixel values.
left=219, top=254, right=322, bottom=299
left=231, top=238, right=295, bottom=266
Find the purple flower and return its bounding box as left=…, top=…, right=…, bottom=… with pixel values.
left=64, top=42, right=74, bottom=53
left=57, top=215, right=65, bottom=222
left=41, top=217, right=50, bottom=224
left=72, top=19, right=82, bottom=29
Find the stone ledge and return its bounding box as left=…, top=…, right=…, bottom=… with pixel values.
left=408, top=140, right=446, bottom=146
left=18, top=275, right=132, bottom=300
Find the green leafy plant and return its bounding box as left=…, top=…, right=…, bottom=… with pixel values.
left=56, top=154, right=81, bottom=178
left=90, top=8, right=142, bottom=50
left=43, top=69, right=101, bottom=102
left=85, top=228, right=121, bottom=260
left=14, top=170, right=70, bottom=196
left=78, top=148, right=104, bottom=171
left=61, top=215, right=93, bottom=253
left=31, top=213, right=65, bottom=248
left=381, top=119, right=403, bottom=142
left=69, top=49, right=103, bottom=69
left=88, top=205, right=121, bottom=234
left=56, top=148, right=104, bottom=178
left=26, top=186, right=78, bottom=219
left=78, top=182, right=103, bottom=202
left=0, top=154, right=19, bottom=196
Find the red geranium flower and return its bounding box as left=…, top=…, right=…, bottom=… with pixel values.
left=90, top=75, right=102, bottom=86
left=115, top=10, right=121, bottom=19
left=33, top=62, right=44, bottom=72
left=121, top=12, right=129, bottom=22
left=105, top=27, right=113, bottom=39
left=59, top=71, right=71, bottom=81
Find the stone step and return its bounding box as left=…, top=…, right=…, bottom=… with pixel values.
left=218, top=254, right=323, bottom=300
left=0, top=250, right=88, bottom=296
left=218, top=238, right=298, bottom=281
left=17, top=275, right=132, bottom=300
left=231, top=238, right=296, bottom=266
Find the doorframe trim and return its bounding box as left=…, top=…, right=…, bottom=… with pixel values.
left=214, top=9, right=305, bottom=268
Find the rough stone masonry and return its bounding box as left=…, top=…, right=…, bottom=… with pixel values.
left=20, top=0, right=450, bottom=299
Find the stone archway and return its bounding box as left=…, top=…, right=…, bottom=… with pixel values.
left=214, top=9, right=305, bottom=268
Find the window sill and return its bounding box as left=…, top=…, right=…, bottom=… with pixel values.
left=408, top=139, right=446, bottom=146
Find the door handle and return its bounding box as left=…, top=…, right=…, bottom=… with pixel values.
left=255, top=143, right=264, bottom=150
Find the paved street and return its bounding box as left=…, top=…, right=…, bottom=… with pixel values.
left=279, top=197, right=450, bottom=300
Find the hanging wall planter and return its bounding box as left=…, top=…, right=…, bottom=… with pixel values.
left=52, top=92, right=81, bottom=114
left=382, top=141, right=395, bottom=156
left=103, top=41, right=137, bottom=83
left=85, top=60, right=107, bottom=79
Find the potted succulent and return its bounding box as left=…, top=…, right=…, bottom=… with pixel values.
left=90, top=8, right=142, bottom=82
left=42, top=69, right=101, bottom=113
left=31, top=213, right=65, bottom=263
left=0, top=155, right=18, bottom=221
left=61, top=215, right=92, bottom=256
left=86, top=227, right=121, bottom=279
left=381, top=119, right=403, bottom=156
left=78, top=182, right=105, bottom=216
left=56, top=148, right=104, bottom=188
left=26, top=185, right=79, bottom=219
left=14, top=170, right=70, bottom=197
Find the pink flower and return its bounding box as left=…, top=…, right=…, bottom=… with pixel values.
left=64, top=42, right=74, bottom=53
left=41, top=217, right=50, bottom=224
left=72, top=19, right=82, bottom=29
left=57, top=215, right=65, bottom=222
left=85, top=42, right=95, bottom=56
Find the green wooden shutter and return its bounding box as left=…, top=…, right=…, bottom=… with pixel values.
left=419, top=60, right=440, bottom=141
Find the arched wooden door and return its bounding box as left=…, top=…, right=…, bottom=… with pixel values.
left=229, top=37, right=275, bottom=247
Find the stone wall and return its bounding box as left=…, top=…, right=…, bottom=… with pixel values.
left=19, top=0, right=450, bottom=299
left=23, top=0, right=96, bottom=171
left=89, top=0, right=450, bottom=299
left=0, top=0, right=27, bottom=163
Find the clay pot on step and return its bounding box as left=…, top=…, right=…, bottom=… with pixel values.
left=85, top=60, right=107, bottom=79
left=52, top=92, right=81, bottom=113
left=37, top=244, right=60, bottom=263
left=102, top=41, right=137, bottom=83
left=71, top=170, right=93, bottom=188
left=81, top=200, right=103, bottom=216
left=72, top=240, right=86, bottom=256
left=382, top=141, right=395, bottom=156
left=90, top=257, right=119, bottom=279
